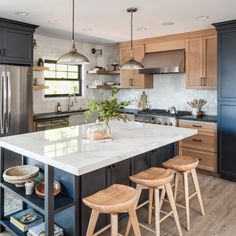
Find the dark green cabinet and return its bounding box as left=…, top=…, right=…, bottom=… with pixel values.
left=0, top=18, right=37, bottom=65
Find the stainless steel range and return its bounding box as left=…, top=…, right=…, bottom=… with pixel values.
left=134, top=109, right=191, bottom=127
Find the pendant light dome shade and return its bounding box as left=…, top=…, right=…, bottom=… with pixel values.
left=57, top=41, right=89, bottom=65
left=120, top=57, right=144, bottom=69
left=57, top=0, right=89, bottom=65
left=120, top=7, right=144, bottom=70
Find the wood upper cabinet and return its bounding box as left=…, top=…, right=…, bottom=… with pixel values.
left=185, top=35, right=217, bottom=89
left=120, top=45, right=153, bottom=88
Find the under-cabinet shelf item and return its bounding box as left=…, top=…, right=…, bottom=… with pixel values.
left=87, top=70, right=120, bottom=75
left=0, top=182, right=74, bottom=215
left=33, top=66, right=49, bottom=71
left=33, top=85, right=49, bottom=90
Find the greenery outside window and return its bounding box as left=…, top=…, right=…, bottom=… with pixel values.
left=44, top=60, right=82, bottom=97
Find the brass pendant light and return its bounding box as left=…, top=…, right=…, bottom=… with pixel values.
left=57, top=0, right=89, bottom=65
left=120, top=8, right=144, bottom=70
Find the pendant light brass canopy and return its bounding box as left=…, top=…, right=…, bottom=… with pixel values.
left=120, top=7, right=144, bottom=70
left=57, top=0, right=89, bottom=65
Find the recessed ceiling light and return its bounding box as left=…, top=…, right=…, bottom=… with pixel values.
left=136, top=27, right=147, bottom=31
left=14, top=11, right=29, bottom=16
left=48, top=20, right=60, bottom=24
left=83, top=27, right=93, bottom=32
left=196, top=16, right=209, bottom=20
left=161, top=22, right=175, bottom=26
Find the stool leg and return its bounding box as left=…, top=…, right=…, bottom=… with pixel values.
left=148, top=189, right=153, bottom=224
left=191, top=168, right=205, bottom=216
left=165, top=183, right=183, bottom=236
left=86, top=210, right=99, bottom=236
left=128, top=207, right=141, bottom=236
left=183, top=172, right=190, bottom=231
left=154, top=188, right=160, bottom=236
left=125, top=185, right=142, bottom=236
left=111, top=213, right=118, bottom=236
left=174, top=173, right=180, bottom=201
left=159, top=187, right=166, bottom=209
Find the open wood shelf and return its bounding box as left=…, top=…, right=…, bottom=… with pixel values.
left=33, top=66, right=49, bottom=71
left=87, top=85, right=122, bottom=89
left=33, top=85, right=49, bottom=91
left=87, top=70, right=120, bottom=75
left=0, top=182, right=74, bottom=215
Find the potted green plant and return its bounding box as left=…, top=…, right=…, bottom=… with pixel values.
left=85, top=88, right=132, bottom=140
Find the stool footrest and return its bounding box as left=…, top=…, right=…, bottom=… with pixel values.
left=137, top=200, right=149, bottom=210
left=139, top=223, right=156, bottom=234
left=160, top=210, right=174, bottom=223
left=189, top=191, right=198, bottom=200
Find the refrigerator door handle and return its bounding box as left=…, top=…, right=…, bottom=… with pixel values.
left=0, top=72, right=4, bottom=134
left=2, top=72, right=7, bottom=135
left=6, top=72, right=11, bottom=134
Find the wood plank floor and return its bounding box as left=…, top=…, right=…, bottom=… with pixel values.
left=102, top=171, right=236, bottom=236
left=1, top=171, right=236, bottom=236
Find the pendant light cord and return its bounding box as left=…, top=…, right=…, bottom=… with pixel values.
left=72, top=0, right=75, bottom=41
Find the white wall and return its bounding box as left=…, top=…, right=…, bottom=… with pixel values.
left=117, top=74, right=217, bottom=115
left=33, top=34, right=118, bottom=114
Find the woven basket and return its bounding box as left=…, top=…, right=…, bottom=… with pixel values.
left=3, top=165, right=39, bottom=187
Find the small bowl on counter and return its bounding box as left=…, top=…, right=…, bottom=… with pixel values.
left=35, top=180, right=61, bottom=198
left=3, top=165, right=39, bottom=187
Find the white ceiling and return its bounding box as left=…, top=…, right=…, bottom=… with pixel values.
left=1, top=0, right=236, bottom=44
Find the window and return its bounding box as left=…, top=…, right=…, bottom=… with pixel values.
left=44, top=60, right=82, bottom=97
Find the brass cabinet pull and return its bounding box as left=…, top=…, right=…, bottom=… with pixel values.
left=204, top=77, right=207, bottom=86
left=192, top=138, right=202, bottom=142
left=200, top=77, right=203, bottom=86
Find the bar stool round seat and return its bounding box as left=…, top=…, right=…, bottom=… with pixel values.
left=163, top=155, right=199, bottom=172
left=130, top=167, right=173, bottom=187
left=83, top=184, right=138, bottom=214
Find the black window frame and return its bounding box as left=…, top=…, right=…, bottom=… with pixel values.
left=44, top=59, right=82, bottom=98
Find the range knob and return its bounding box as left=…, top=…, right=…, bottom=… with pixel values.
left=169, top=122, right=173, bottom=126
left=164, top=122, right=168, bottom=126
left=156, top=120, right=161, bottom=125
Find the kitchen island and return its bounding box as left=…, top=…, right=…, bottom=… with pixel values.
left=0, top=121, right=197, bottom=236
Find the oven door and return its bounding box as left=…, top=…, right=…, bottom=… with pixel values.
left=36, top=117, right=69, bottom=131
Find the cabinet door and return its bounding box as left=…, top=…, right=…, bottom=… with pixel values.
left=218, top=103, right=236, bottom=180
left=218, top=29, right=236, bottom=101
left=3, top=29, right=33, bottom=65
left=185, top=38, right=203, bottom=88
left=0, top=28, right=3, bottom=59
left=108, top=159, right=131, bottom=186
left=80, top=167, right=108, bottom=236
left=203, top=36, right=217, bottom=89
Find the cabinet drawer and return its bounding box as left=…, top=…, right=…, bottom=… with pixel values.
left=179, top=133, right=217, bottom=152
left=179, top=147, right=216, bottom=172
left=179, top=120, right=216, bottom=133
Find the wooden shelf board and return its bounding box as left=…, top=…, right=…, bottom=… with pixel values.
left=87, top=85, right=122, bottom=89
left=33, top=66, right=49, bottom=71
left=87, top=70, right=120, bottom=75
left=33, top=85, right=49, bottom=90
left=0, top=182, right=74, bottom=215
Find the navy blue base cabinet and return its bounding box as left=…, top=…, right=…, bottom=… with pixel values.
left=214, top=20, right=236, bottom=181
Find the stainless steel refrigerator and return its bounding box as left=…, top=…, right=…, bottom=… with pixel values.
left=0, top=65, right=33, bottom=168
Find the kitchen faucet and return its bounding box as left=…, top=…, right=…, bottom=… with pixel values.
left=68, top=93, right=78, bottom=112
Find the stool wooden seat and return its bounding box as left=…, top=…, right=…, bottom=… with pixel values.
left=126, top=167, right=182, bottom=236
left=83, top=184, right=141, bottom=236
left=163, top=155, right=199, bottom=172
left=162, top=155, right=205, bottom=232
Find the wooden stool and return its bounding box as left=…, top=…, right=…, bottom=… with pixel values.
left=163, top=155, right=205, bottom=231
left=125, top=167, right=182, bottom=236
left=83, top=184, right=141, bottom=236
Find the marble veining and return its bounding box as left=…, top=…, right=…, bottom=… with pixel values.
left=0, top=121, right=197, bottom=176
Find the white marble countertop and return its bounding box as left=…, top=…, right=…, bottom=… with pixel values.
left=0, top=121, right=197, bottom=176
